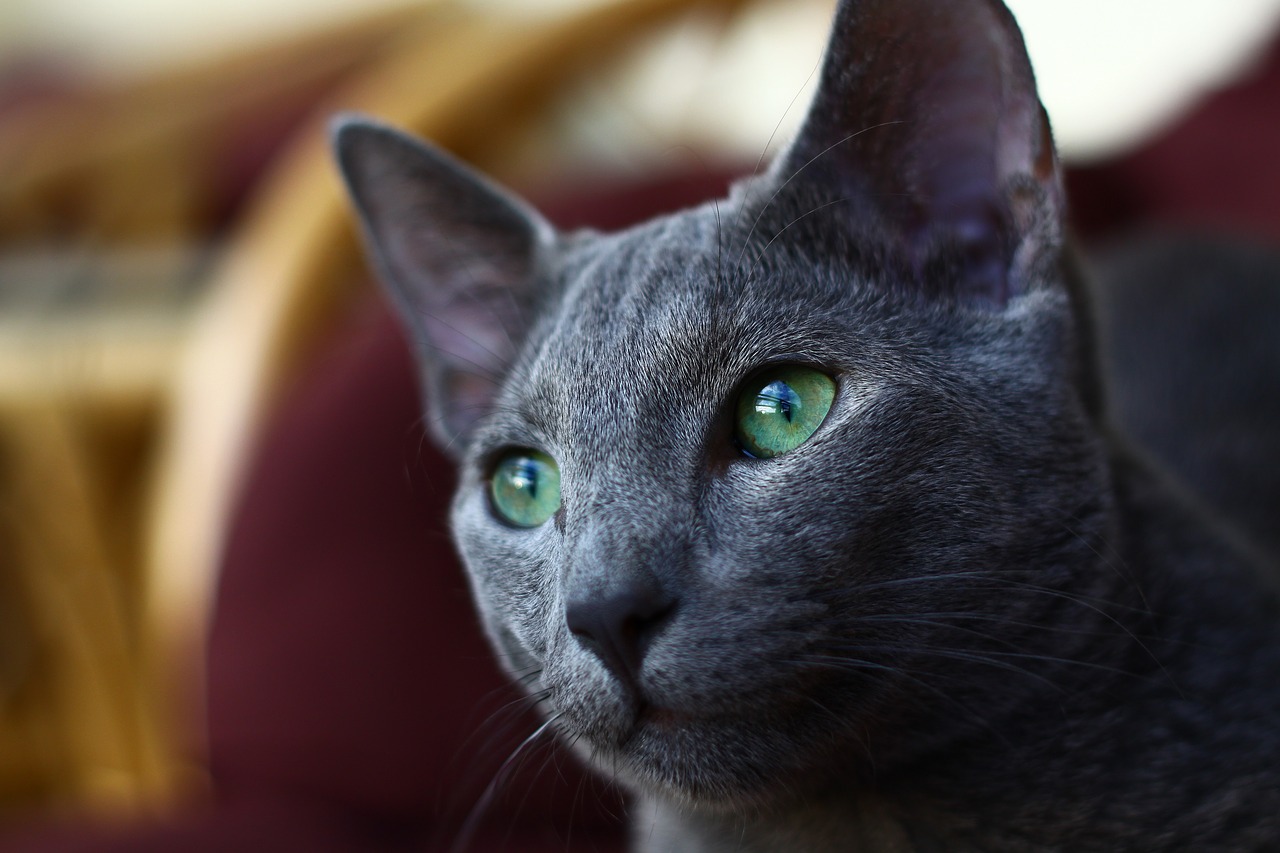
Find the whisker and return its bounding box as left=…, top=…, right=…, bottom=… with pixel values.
left=731, top=48, right=826, bottom=235
left=734, top=121, right=904, bottom=269
left=749, top=195, right=855, bottom=270
left=450, top=712, right=565, bottom=853
left=853, top=570, right=1158, bottom=616
left=846, top=610, right=1130, bottom=639
left=823, top=640, right=1133, bottom=689
left=506, top=735, right=575, bottom=848
left=790, top=654, right=1012, bottom=747
left=1056, top=514, right=1153, bottom=613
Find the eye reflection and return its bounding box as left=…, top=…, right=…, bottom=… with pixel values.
left=735, top=367, right=835, bottom=459
left=754, top=380, right=798, bottom=420
left=490, top=450, right=561, bottom=528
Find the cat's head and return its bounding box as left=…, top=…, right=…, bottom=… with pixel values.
left=335, top=0, right=1113, bottom=808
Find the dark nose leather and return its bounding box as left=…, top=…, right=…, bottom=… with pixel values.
left=565, top=582, right=674, bottom=685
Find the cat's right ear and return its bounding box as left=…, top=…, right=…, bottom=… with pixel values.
left=332, top=116, right=553, bottom=456
left=769, top=0, right=1064, bottom=309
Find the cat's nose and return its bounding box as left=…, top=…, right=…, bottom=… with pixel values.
left=565, top=581, right=674, bottom=686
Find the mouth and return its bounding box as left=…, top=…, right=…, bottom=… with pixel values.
left=606, top=699, right=811, bottom=808
left=602, top=696, right=707, bottom=755
left=558, top=682, right=866, bottom=809
left=634, top=700, right=691, bottom=730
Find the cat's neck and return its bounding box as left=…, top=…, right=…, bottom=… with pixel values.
left=636, top=450, right=1280, bottom=852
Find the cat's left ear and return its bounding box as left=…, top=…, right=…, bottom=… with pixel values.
left=774, top=0, right=1064, bottom=307
left=333, top=116, right=554, bottom=455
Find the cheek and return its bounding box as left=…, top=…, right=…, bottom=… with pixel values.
left=454, top=501, right=563, bottom=661
left=706, top=459, right=868, bottom=585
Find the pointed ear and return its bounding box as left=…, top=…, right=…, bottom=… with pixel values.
left=332, top=116, right=554, bottom=455
left=774, top=0, right=1063, bottom=307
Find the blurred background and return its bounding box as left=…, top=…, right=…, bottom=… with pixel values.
left=6, top=0, right=1280, bottom=159
left=1, top=0, right=1279, bottom=848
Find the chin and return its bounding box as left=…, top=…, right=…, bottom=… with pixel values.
left=563, top=699, right=855, bottom=812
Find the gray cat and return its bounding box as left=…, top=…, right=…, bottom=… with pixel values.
left=333, top=0, right=1280, bottom=848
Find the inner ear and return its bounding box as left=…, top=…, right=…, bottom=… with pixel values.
left=772, top=0, right=1063, bottom=306
left=332, top=116, right=554, bottom=453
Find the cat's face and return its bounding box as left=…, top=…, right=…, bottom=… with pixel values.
left=450, top=199, right=1106, bottom=804
left=337, top=0, right=1111, bottom=810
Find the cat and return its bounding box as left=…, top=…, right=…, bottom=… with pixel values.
left=333, top=0, right=1280, bottom=848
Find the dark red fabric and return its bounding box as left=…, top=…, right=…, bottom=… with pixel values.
left=1067, top=37, right=1280, bottom=244
left=5, top=31, right=1280, bottom=853
left=205, top=295, right=628, bottom=851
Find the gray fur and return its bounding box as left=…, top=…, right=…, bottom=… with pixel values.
left=334, top=0, right=1280, bottom=848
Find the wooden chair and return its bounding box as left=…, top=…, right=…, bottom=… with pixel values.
left=0, top=0, right=776, bottom=822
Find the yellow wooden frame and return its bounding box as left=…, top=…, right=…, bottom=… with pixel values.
left=0, top=0, right=760, bottom=820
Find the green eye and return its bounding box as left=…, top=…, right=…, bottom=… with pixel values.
left=735, top=366, right=836, bottom=459
left=490, top=450, right=561, bottom=528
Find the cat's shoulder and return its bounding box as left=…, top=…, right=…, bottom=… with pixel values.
left=1090, top=232, right=1280, bottom=564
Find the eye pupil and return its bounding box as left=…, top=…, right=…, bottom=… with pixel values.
left=735, top=367, right=835, bottom=459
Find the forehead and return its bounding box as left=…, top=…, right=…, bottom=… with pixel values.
left=523, top=212, right=735, bottom=442
left=537, top=204, right=863, bottom=360
left=469, top=198, right=902, bottom=469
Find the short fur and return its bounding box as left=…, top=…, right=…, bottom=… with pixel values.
left=333, top=0, right=1280, bottom=849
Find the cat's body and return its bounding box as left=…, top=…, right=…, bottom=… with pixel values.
left=1095, top=234, right=1280, bottom=566
left=334, top=0, right=1280, bottom=849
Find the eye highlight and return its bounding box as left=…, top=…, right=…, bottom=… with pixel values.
left=490, top=450, right=561, bottom=528
left=735, top=366, right=835, bottom=459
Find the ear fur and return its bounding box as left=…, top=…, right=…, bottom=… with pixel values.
left=773, top=0, right=1064, bottom=306
left=332, top=115, right=554, bottom=454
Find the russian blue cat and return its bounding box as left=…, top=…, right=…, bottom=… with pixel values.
left=334, top=0, right=1280, bottom=848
